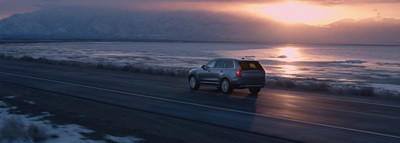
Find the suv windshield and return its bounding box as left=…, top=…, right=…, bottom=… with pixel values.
left=238, top=61, right=263, bottom=70
left=205, top=60, right=216, bottom=68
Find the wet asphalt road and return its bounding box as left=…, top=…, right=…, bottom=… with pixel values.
left=0, top=60, right=400, bottom=143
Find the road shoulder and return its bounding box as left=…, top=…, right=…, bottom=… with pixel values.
left=0, top=82, right=293, bottom=143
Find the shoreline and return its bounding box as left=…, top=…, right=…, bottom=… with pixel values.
left=1, top=39, right=400, bottom=47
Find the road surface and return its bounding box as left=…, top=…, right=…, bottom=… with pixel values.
left=0, top=60, right=399, bottom=143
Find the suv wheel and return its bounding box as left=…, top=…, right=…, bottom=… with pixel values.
left=249, top=87, right=261, bottom=94
left=189, top=75, right=200, bottom=90
left=221, top=78, right=233, bottom=94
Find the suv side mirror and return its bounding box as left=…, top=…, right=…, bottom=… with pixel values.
left=201, top=65, right=206, bottom=70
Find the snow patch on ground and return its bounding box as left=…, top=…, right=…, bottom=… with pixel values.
left=105, top=135, right=143, bottom=143
left=0, top=101, right=7, bottom=107
left=0, top=100, right=142, bottom=143
left=369, top=84, right=400, bottom=93
left=24, top=100, right=36, bottom=105
left=44, top=124, right=97, bottom=143
left=4, top=96, right=18, bottom=99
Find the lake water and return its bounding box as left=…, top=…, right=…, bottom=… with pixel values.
left=1, top=42, right=400, bottom=91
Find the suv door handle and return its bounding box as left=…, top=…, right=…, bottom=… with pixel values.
left=220, top=70, right=223, bottom=72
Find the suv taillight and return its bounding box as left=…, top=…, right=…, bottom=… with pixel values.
left=236, top=66, right=242, bottom=77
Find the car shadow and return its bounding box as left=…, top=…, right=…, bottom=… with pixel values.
left=193, top=88, right=260, bottom=130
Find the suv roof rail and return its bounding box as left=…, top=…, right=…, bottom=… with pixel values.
left=242, top=56, right=256, bottom=60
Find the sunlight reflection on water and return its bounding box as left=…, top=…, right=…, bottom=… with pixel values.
left=278, top=47, right=300, bottom=62
left=281, top=65, right=299, bottom=78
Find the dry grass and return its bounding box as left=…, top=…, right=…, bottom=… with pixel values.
left=329, top=86, right=375, bottom=96
left=266, top=77, right=331, bottom=92
left=265, top=76, right=400, bottom=98
left=0, top=54, right=190, bottom=77
left=0, top=117, right=48, bottom=143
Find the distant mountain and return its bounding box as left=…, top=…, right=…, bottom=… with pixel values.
left=319, top=17, right=400, bottom=45
left=0, top=7, right=399, bottom=45
left=0, top=7, right=276, bottom=42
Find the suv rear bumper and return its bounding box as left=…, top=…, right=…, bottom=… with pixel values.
left=232, top=79, right=265, bottom=88
left=238, top=85, right=265, bottom=88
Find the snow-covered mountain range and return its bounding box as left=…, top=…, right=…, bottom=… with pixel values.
left=1, top=7, right=399, bottom=45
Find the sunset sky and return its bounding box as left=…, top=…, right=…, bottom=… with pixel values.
left=1, top=0, right=400, bottom=25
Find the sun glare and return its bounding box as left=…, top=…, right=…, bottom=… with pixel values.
left=279, top=47, right=299, bottom=62
left=255, top=1, right=329, bottom=24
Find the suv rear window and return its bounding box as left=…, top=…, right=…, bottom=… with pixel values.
left=238, top=61, right=264, bottom=70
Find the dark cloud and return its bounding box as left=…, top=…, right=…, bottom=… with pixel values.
left=1, top=0, right=400, bottom=19
left=2, top=0, right=400, bottom=11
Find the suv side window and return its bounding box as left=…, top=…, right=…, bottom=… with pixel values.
left=205, top=60, right=216, bottom=68
left=225, top=60, right=234, bottom=68
left=214, top=60, right=225, bottom=68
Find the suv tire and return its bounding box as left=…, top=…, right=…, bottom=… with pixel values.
left=221, top=78, right=233, bottom=94
left=189, top=75, right=200, bottom=90
left=249, top=87, right=261, bottom=94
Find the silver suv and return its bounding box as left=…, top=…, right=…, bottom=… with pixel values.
left=188, top=58, right=265, bottom=94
